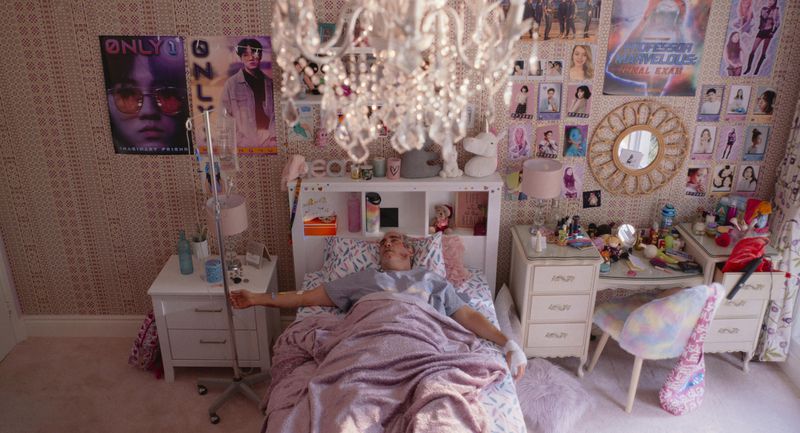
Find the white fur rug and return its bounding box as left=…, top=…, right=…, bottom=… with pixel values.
left=516, top=358, right=593, bottom=433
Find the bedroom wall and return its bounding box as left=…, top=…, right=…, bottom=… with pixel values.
left=0, top=0, right=799, bottom=316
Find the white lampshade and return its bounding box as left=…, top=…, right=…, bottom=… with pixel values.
left=520, top=159, right=563, bottom=199
left=206, top=194, right=248, bottom=237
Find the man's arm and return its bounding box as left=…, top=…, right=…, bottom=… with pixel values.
left=452, top=306, right=526, bottom=380
left=229, top=286, right=335, bottom=309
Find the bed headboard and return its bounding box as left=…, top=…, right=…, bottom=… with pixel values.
left=288, top=174, right=504, bottom=295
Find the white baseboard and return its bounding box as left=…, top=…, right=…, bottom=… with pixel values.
left=781, top=340, right=800, bottom=394
left=23, top=315, right=142, bottom=338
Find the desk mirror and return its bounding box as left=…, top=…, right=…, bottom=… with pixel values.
left=617, top=224, right=636, bottom=249
left=588, top=100, right=688, bottom=196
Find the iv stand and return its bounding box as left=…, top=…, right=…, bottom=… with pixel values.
left=195, top=109, right=270, bottom=425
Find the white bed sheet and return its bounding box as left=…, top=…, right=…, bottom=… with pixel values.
left=294, top=269, right=526, bottom=433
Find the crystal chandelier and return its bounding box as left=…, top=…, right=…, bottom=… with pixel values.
left=273, top=0, right=530, bottom=176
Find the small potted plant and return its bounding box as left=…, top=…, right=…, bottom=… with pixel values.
left=190, top=224, right=209, bottom=259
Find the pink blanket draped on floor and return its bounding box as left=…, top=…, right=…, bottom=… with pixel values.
left=262, top=292, right=508, bottom=433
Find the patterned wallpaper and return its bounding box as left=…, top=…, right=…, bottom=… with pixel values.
left=0, top=0, right=798, bottom=316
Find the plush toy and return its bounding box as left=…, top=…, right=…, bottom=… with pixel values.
left=464, top=129, right=502, bottom=178
left=429, top=204, right=454, bottom=234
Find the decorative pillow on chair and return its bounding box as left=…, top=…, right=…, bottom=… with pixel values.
left=322, top=237, right=380, bottom=281
left=442, top=235, right=470, bottom=286
left=407, top=231, right=447, bottom=278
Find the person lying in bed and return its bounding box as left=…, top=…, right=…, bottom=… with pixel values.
left=230, top=231, right=527, bottom=380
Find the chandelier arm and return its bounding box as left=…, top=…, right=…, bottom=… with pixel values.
left=292, top=6, right=365, bottom=65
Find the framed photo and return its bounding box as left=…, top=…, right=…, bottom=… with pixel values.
left=561, top=165, right=584, bottom=200
left=566, top=84, right=592, bottom=119
left=685, top=166, right=709, bottom=197
left=538, top=83, right=562, bottom=121
left=563, top=125, right=588, bottom=157
left=691, top=125, right=716, bottom=160
left=716, top=125, right=743, bottom=160
left=510, top=82, right=535, bottom=119
left=697, top=85, right=724, bottom=122
left=511, top=59, right=527, bottom=78
left=736, top=165, right=760, bottom=193
left=567, top=45, right=596, bottom=82
left=508, top=124, right=533, bottom=160
left=245, top=240, right=271, bottom=268
left=583, top=190, right=601, bottom=208
left=711, top=164, right=735, bottom=194
left=454, top=191, right=488, bottom=229
left=535, top=125, right=560, bottom=159
left=750, top=86, right=777, bottom=123
left=725, top=85, right=751, bottom=121
left=743, top=125, right=770, bottom=162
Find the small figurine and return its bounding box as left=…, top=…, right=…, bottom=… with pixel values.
left=604, top=236, right=623, bottom=262
left=429, top=204, right=453, bottom=234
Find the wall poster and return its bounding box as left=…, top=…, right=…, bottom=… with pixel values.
left=603, top=0, right=713, bottom=97
left=720, top=0, right=785, bottom=77
left=100, top=36, right=190, bottom=155
left=187, top=36, right=278, bottom=154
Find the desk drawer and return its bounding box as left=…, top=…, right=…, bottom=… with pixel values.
left=716, top=298, right=766, bottom=319
left=531, top=266, right=593, bottom=294
left=526, top=323, right=586, bottom=348
left=169, top=329, right=260, bottom=361
left=163, top=298, right=256, bottom=330
left=705, top=319, right=759, bottom=344
left=713, top=269, right=782, bottom=300
left=529, top=295, right=590, bottom=323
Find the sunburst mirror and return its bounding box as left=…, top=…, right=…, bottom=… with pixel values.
left=588, top=100, right=688, bottom=196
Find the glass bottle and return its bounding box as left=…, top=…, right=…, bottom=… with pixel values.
left=347, top=192, right=361, bottom=233
left=177, top=230, right=194, bottom=275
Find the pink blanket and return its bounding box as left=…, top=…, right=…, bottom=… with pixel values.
left=262, top=292, right=507, bottom=433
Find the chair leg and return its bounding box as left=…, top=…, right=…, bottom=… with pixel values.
left=626, top=356, right=643, bottom=413
left=586, top=332, right=609, bottom=374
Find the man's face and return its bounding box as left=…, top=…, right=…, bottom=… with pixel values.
left=705, top=90, right=716, bottom=102
left=240, top=47, right=262, bottom=73
left=379, top=232, right=413, bottom=270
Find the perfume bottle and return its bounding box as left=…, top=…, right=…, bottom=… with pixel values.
left=177, top=230, right=194, bottom=275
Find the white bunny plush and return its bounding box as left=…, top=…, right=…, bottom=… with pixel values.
left=464, top=129, right=503, bottom=178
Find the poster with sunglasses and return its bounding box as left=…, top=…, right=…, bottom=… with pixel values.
left=186, top=36, right=278, bottom=154
left=100, top=36, right=190, bottom=155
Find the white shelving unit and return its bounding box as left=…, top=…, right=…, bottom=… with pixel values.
left=288, top=174, right=504, bottom=294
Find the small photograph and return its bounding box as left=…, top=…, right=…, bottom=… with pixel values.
left=685, top=166, right=709, bottom=197
left=568, top=45, right=595, bottom=82
left=697, top=85, right=724, bottom=122
left=318, top=22, right=337, bottom=44
left=535, top=125, right=560, bottom=158
left=717, top=125, right=743, bottom=160
left=582, top=190, right=601, bottom=209
left=538, top=83, right=562, bottom=121
left=711, top=164, right=735, bottom=194
left=529, top=59, right=544, bottom=78
left=510, top=82, right=535, bottom=119
left=691, top=125, right=717, bottom=160
left=725, top=85, right=751, bottom=121
left=508, top=124, right=533, bottom=160
left=294, top=57, right=323, bottom=96
left=504, top=164, right=527, bottom=201
left=743, top=125, right=770, bottom=161
left=736, top=164, right=760, bottom=193
left=545, top=60, right=564, bottom=78
left=750, top=87, right=777, bottom=123
left=561, top=165, right=584, bottom=200
left=289, top=105, right=314, bottom=141
left=566, top=84, right=592, bottom=118
left=511, top=59, right=527, bottom=78
left=563, top=125, right=588, bottom=157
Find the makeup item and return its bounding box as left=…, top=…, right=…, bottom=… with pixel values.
left=361, top=164, right=374, bottom=180
left=365, top=192, right=382, bottom=234
left=205, top=258, right=223, bottom=283
left=373, top=157, right=386, bottom=177
left=387, top=157, right=401, bottom=180
left=350, top=164, right=361, bottom=180
left=347, top=192, right=362, bottom=233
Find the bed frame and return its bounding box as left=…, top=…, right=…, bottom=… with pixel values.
left=288, top=174, right=504, bottom=295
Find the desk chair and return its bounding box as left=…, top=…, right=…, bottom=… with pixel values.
left=585, top=284, right=725, bottom=413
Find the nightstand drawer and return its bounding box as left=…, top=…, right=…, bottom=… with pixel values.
left=169, top=329, right=260, bottom=361
left=163, top=298, right=256, bottom=330
left=705, top=319, right=759, bottom=343
left=714, top=269, right=782, bottom=300
left=716, top=298, right=766, bottom=319
left=531, top=266, right=594, bottom=294
left=529, top=295, right=590, bottom=323
left=526, top=323, right=586, bottom=348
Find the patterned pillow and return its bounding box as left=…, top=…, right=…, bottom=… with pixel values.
left=407, top=232, right=447, bottom=278
left=322, top=237, right=380, bottom=281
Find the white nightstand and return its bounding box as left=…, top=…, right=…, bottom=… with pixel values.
left=147, top=255, right=280, bottom=382
left=508, top=226, right=603, bottom=377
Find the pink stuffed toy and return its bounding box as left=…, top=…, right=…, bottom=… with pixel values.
left=429, top=204, right=453, bottom=234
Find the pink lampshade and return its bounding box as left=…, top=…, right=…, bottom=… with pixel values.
left=520, top=159, right=563, bottom=199
left=206, top=194, right=248, bottom=236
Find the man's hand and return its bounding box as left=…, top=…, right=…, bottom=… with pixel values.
left=503, top=340, right=527, bottom=381
left=229, top=289, right=257, bottom=309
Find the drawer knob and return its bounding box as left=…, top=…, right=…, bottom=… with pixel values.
left=742, top=284, right=764, bottom=292
left=194, top=307, right=223, bottom=313
left=545, top=332, right=568, bottom=339
left=199, top=339, right=227, bottom=344
left=548, top=304, right=572, bottom=311
left=727, top=300, right=747, bottom=307
left=718, top=328, right=740, bottom=334
left=552, top=275, right=575, bottom=283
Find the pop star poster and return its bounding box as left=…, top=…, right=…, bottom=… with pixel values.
left=603, top=0, right=713, bottom=97
left=100, top=36, right=190, bottom=155
left=720, top=0, right=785, bottom=78
left=187, top=36, right=277, bottom=154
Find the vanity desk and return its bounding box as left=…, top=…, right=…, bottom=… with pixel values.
left=597, top=251, right=703, bottom=291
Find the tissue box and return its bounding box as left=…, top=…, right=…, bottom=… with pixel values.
left=304, top=216, right=337, bottom=236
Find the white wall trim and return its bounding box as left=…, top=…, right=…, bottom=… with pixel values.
left=781, top=341, right=800, bottom=394
left=0, top=235, right=26, bottom=342
left=24, top=315, right=142, bottom=338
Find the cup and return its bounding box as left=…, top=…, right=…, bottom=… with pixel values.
left=387, top=157, right=401, bottom=180
left=350, top=163, right=361, bottom=180
left=361, top=164, right=374, bottom=180
left=372, top=157, right=386, bottom=177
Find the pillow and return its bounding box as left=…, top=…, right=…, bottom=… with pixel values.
left=406, top=231, right=447, bottom=278
left=442, top=235, right=470, bottom=286
left=322, top=237, right=380, bottom=281
left=494, top=284, right=522, bottom=346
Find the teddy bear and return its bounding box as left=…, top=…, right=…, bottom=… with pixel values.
left=429, top=204, right=453, bottom=234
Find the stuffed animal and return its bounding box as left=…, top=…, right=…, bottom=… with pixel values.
left=464, top=130, right=502, bottom=178
left=429, top=204, right=453, bottom=234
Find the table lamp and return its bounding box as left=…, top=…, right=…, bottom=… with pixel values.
left=520, top=159, right=563, bottom=233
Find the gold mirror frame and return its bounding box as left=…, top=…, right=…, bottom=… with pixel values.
left=588, top=100, right=688, bottom=196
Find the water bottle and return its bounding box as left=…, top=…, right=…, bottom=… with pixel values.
left=347, top=192, right=361, bottom=233
left=365, top=192, right=381, bottom=234
left=177, top=230, right=194, bottom=275
left=660, top=204, right=676, bottom=231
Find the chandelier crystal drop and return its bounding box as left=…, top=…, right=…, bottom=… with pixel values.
left=273, top=0, right=531, bottom=174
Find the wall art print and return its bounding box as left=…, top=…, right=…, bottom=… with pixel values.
left=187, top=36, right=277, bottom=154
left=743, top=124, right=771, bottom=161
left=535, top=124, right=560, bottom=158
left=685, top=166, right=709, bottom=197
left=750, top=86, right=777, bottom=123
left=603, top=0, right=713, bottom=97
left=566, top=83, right=592, bottom=119
left=736, top=164, right=760, bottom=193
left=711, top=163, right=735, bottom=194
left=508, top=123, right=533, bottom=160
left=510, top=82, right=535, bottom=119
left=562, top=164, right=584, bottom=200
left=725, top=84, right=751, bottom=121
left=720, top=0, right=785, bottom=77
left=697, top=84, right=724, bottom=122
left=100, top=36, right=190, bottom=155
left=538, top=82, right=562, bottom=120
left=564, top=124, right=588, bottom=157
left=691, top=125, right=717, bottom=160
left=717, top=125, right=744, bottom=160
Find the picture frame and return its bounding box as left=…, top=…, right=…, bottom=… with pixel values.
left=454, top=191, right=488, bottom=229
left=245, top=240, right=271, bottom=268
